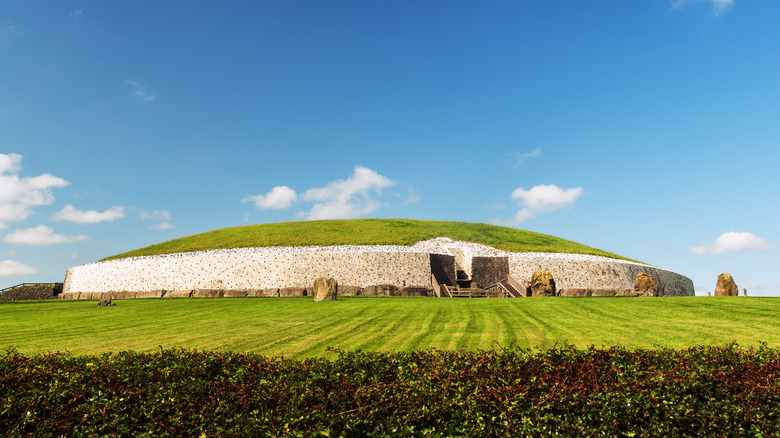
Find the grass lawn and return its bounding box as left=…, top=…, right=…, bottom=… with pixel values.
left=2, top=296, right=778, bottom=357
left=104, top=219, right=634, bottom=261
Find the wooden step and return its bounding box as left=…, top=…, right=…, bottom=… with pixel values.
left=450, top=288, right=491, bottom=298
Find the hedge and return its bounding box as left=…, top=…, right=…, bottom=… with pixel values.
left=2, top=344, right=780, bottom=436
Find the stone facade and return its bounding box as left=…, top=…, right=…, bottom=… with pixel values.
left=508, top=253, right=693, bottom=297
left=470, top=256, right=509, bottom=288
left=0, top=285, right=60, bottom=301
left=62, top=238, right=695, bottom=297
left=63, top=246, right=437, bottom=295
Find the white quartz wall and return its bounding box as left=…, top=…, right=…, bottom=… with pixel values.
left=63, top=246, right=433, bottom=293
left=62, top=239, right=695, bottom=296
left=508, top=253, right=694, bottom=296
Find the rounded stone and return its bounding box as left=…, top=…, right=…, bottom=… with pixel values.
left=714, top=273, right=738, bottom=296
left=530, top=269, right=556, bottom=297
left=313, top=277, right=338, bottom=301
left=634, top=272, right=659, bottom=297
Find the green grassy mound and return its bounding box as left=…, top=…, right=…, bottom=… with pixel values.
left=104, top=218, right=630, bottom=261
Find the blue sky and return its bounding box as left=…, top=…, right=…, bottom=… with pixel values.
left=1, top=0, right=778, bottom=295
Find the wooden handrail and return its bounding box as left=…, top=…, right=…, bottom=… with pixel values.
left=431, top=274, right=442, bottom=298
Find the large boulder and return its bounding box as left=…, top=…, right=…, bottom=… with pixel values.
left=260, top=288, right=281, bottom=297
left=559, top=288, right=591, bottom=297
left=114, top=291, right=136, bottom=299
left=634, top=272, right=659, bottom=297
left=398, top=286, right=430, bottom=297
left=223, top=290, right=248, bottom=298
left=338, top=285, right=362, bottom=296
left=715, top=273, right=739, bottom=296
left=279, top=287, right=307, bottom=297
left=313, top=277, right=338, bottom=301
left=164, top=290, right=193, bottom=298
left=192, top=289, right=224, bottom=298
left=136, top=290, right=164, bottom=299
left=529, top=269, right=556, bottom=297
left=361, top=284, right=399, bottom=296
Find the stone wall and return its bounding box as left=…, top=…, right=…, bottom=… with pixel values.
left=62, top=240, right=695, bottom=297
left=471, top=256, right=509, bottom=288
left=430, top=253, right=456, bottom=285
left=508, top=253, right=694, bottom=297
left=63, top=246, right=436, bottom=294
left=0, top=286, right=60, bottom=301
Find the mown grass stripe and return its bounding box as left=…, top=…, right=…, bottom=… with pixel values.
left=4, top=297, right=780, bottom=358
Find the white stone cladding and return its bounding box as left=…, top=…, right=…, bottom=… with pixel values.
left=62, top=238, right=695, bottom=296
left=508, top=253, right=694, bottom=297
left=64, top=246, right=434, bottom=293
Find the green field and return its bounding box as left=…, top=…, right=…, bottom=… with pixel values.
left=3, top=296, right=778, bottom=357
left=104, top=218, right=633, bottom=261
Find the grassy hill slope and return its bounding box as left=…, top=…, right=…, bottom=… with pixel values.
left=104, top=219, right=632, bottom=261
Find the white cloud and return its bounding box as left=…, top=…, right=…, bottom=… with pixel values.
left=149, top=222, right=175, bottom=230
left=3, top=225, right=87, bottom=246
left=0, top=260, right=39, bottom=277
left=53, top=251, right=81, bottom=261
left=509, top=184, right=583, bottom=223
left=139, top=209, right=174, bottom=230
left=303, top=166, right=395, bottom=220
left=1, top=25, right=23, bottom=48
left=741, top=281, right=759, bottom=290
left=52, top=204, right=125, bottom=224
left=689, top=231, right=776, bottom=255
left=0, top=153, right=69, bottom=227
left=243, top=186, right=298, bottom=209
left=712, top=0, right=735, bottom=14
left=403, top=188, right=421, bottom=206
left=0, top=153, right=21, bottom=173
left=124, top=79, right=156, bottom=102
left=510, top=147, right=542, bottom=168
left=671, top=0, right=734, bottom=16
left=70, top=9, right=83, bottom=18
left=687, top=245, right=708, bottom=255
left=733, top=281, right=778, bottom=297
left=139, top=209, right=170, bottom=221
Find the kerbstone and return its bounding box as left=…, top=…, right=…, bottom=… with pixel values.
left=313, top=277, right=338, bottom=301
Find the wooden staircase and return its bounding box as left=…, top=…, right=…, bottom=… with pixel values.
left=432, top=273, right=525, bottom=299
left=495, top=276, right=526, bottom=298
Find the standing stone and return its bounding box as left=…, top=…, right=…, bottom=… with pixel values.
left=313, top=277, right=338, bottom=301
left=529, top=269, right=556, bottom=297
left=744, top=288, right=748, bottom=297
left=633, top=272, right=660, bottom=297
left=714, top=273, right=739, bottom=296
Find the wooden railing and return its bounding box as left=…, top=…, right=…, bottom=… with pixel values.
left=505, top=275, right=525, bottom=297
left=431, top=274, right=442, bottom=298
